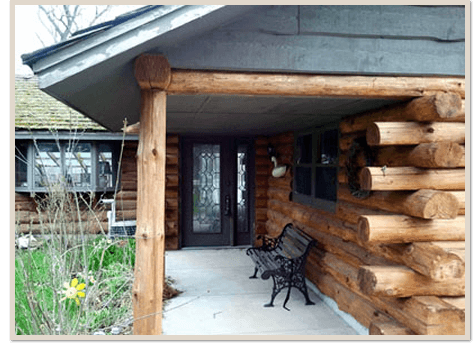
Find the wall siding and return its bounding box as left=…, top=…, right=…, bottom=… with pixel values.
left=260, top=91, right=465, bottom=335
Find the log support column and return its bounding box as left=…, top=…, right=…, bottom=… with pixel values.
left=132, top=55, right=171, bottom=335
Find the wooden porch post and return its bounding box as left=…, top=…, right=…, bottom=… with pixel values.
left=133, top=55, right=171, bottom=335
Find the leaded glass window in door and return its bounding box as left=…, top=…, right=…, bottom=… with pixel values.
left=192, top=144, right=221, bottom=234
left=237, top=144, right=249, bottom=234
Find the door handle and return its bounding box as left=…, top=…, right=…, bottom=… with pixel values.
left=224, top=195, right=231, bottom=216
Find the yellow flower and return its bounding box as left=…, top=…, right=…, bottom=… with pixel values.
left=61, top=278, right=86, bottom=305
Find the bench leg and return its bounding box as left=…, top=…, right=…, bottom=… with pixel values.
left=264, top=275, right=279, bottom=308
left=282, top=284, right=292, bottom=311
left=294, top=274, right=315, bottom=306
left=249, top=266, right=259, bottom=279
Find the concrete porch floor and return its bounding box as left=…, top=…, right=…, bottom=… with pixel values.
left=163, top=248, right=366, bottom=336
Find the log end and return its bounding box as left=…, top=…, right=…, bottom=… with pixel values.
left=366, top=123, right=381, bottom=146
left=357, top=266, right=377, bottom=295
left=125, top=122, right=140, bottom=134
left=357, top=216, right=371, bottom=242
left=409, top=142, right=464, bottom=168
left=135, top=54, right=171, bottom=90
left=434, top=92, right=463, bottom=119
left=419, top=190, right=460, bottom=219
left=431, top=260, right=465, bottom=281
left=358, top=167, right=373, bottom=191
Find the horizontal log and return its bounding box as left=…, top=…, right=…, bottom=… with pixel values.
left=116, top=191, right=137, bottom=200
left=166, top=69, right=465, bottom=99
left=335, top=201, right=392, bottom=225
left=15, top=210, right=108, bottom=224
left=313, top=271, right=464, bottom=335
left=360, top=167, right=465, bottom=191
left=268, top=176, right=292, bottom=190
left=340, top=132, right=365, bottom=151
left=441, top=297, right=465, bottom=311
left=358, top=265, right=464, bottom=297
left=450, top=191, right=465, bottom=215
left=267, top=187, right=291, bottom=203
left=369, top=321, right=416, bottom=335
left=407, top=142, right=465, bottom=168
left=16, top=221, right=109, bottom=235
left=401, top=241, right=465, bottom=281
left=268, top=199, right=359, bottom=243
left=340, top=92, right=464, bottom=134
left=165, top=236, right=179, bottom=251
left=338, top=185, right=460, bottom=219
left=255, top=208, right=268, bottom=222
left=344, top=142, right=465, bottom=168
left=307, top=264, right=394, bottom=330
left=357, top=215, right=465, bottom=243
left=366, top=122, right=465, bottom=146
left=403, top=296, right=465, bottom=327
left=269, top=131, right=294, bottom=145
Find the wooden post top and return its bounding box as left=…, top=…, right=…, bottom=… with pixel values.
left=135, top=54, right=172, bottom=90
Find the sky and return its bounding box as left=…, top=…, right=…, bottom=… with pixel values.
left=14, top=5, right=144, bottom=75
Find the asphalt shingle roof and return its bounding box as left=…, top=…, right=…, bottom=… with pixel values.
left=15, top=75, right=106, bottom=131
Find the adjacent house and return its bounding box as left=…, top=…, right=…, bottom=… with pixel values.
left=19, top=5, right=466, bottom=335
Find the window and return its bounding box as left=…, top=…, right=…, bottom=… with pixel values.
left=15, top=141, right=28, bottom=188
left=293, top=125, right=339, bottom=212
left=15, top=140, right=119, bottom=193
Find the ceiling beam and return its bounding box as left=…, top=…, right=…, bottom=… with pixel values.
left=134, top=55, right=465, bottom=99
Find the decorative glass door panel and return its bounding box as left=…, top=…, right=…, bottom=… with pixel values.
left=192, top=144, right=221, bottom=234
left=182, top=138, right=253, bottom=247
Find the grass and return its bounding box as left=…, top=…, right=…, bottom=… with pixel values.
left=15, top=187, right=180, bottom=335
left=15, top=127, right=180, bottom=335
left=15, top=233, right=137, bottom=335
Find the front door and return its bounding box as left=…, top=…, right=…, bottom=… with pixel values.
left=181, top=137, right=253, bottom=247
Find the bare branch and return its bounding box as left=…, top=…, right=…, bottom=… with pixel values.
left=36, top=5, right=114, bottom=43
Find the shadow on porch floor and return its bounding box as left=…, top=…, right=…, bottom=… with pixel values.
left=163, top=248, right=364, bottom=336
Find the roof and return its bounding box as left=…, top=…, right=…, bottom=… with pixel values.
left=15, top=75, right=106, bottom=132
left=22, top=6, right=161, bottom=67
left=22, top=5, right=465, bottom=134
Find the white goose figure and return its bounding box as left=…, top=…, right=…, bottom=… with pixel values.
left=271, top=156, right=287, bottom=178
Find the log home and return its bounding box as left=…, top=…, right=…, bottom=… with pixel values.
left=19, top=5, right=467, bottom=336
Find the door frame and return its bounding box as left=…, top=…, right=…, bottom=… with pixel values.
left=179, top=135, right=255, bottom=248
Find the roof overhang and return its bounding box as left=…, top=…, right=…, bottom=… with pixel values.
left=22, top=5, right=465, bottom=135
left=23, top=5, right=258, bottom=132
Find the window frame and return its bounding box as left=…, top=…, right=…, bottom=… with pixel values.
left=15, top=139, right=120, bottom=193
left=292, top=123, right=340, bottom=213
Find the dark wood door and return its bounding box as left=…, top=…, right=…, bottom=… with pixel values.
left=181, top=137, right=253, bottom=247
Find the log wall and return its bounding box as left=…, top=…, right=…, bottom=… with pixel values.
left=14, top=192, right=109, bottom=235
left=116, top=135, right=180, bottom=250
left=260, top=91, right=465, bottom=335
left=15, top=136, right=181, bottom=251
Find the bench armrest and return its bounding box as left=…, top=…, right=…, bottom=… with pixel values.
left=257, top=234, right=280, bottom=251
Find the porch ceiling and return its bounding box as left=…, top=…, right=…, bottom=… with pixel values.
left=165, top=94, right=403, bottom=136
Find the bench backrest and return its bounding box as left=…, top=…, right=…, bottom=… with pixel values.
left=275, top=223, right=316, bottom=260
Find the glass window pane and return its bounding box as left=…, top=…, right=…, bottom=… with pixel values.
left=192, top=144, right=221, bottom=233
left=295, top=166, right=312, bottom=196
left=15, top=142, right=28, bottom=187
left=237, top=145, right=249, bottom=233
left=315, top=167, right=337, bottom=201
left=320, top=129, right=339, bottom=165
left=296, top=134, right=313, bottom=164
left=98, top=143, right=114, bottom=189
left=34, top=142, right=62, bottom=188
left=64, top=142, right=92, bottom=188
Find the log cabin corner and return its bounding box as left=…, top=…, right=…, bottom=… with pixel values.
left=18, top=5, right=467, bottom=336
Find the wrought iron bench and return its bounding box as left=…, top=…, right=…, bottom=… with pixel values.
left=246, top=223, right=317, bottom=310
